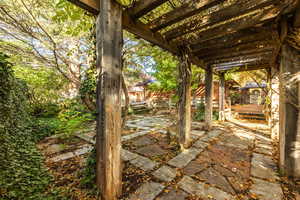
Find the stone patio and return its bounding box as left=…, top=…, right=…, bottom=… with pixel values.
left=41, top=115, right=284, bottom=200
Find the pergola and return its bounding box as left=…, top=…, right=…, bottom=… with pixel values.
left=67, top=0, right=300, bottom=199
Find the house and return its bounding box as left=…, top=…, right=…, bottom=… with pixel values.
left=239, top=82, right=267, bottom=105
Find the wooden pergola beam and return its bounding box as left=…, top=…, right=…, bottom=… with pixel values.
left=191, top=28, right=274, bottom=53
left=148, top=0, right=222, bottom=32
left=206, top=51, right=273, bottom=65
left=216, top=64, right=270, bottom=72
left=67, top=0, right=99, bottom=14
left=122, top=13, right=179, bottom=55
left=201, top=47, right=274, bottom=62
left=213, top=58, right=269, bottom=68
left=197, top=40, right=276, bottom=59
left=66, top=0, right=179, bottom=55
left=214, top=62, right=270, bottom=71
left=294, top=2, right=300, bottom=27
left=178, top=5, right=282, bottom=45
left=127, top=0, right=169, bottom=19
left=164, top=0, right=279, bottom=40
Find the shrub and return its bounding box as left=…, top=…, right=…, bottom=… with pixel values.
left=56, top=99, right=94, bottom=138
left=194, top=102, right=219, bottom=121
left=0, top=53, right=63, bottom=199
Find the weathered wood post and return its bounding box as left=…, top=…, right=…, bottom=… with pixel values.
left=278, top=14, right=300, bottom=177
left=205, top=66, right=213, bottom=129
left=279, top=42, right=300, bottom=178
left=219, top=72, right=225, bottom=121
left=268, top=67, right=280, bottom=140
left=266, top=68, right=272, bottom=126
left=95, top=0, right=122, bottom=199
left=177, top=51, right=191, bottom=149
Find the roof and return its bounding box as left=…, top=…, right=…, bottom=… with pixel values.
left=135, top=79, right=155, bottom=87
left=241, top=82, right=267, bottom=89
left=68, top=0, right=300, bottom=72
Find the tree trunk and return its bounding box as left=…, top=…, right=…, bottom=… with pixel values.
left=95, top=1, right=122, bottom=199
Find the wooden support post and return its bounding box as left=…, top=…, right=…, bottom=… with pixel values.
left=219, top=73, right=225, bottom=121
left=268, top=67, right=280, bottom=140
left=279, top=42, right=300, bottom=178
left=178, top=51, right=191, bottom=149
left=266, top=68, right=272, bottom=127
left=205, top=66, right=213, bottom=129
left=95, top=0, right=122, bottom=199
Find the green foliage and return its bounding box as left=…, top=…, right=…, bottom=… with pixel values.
left=52, top=0, right=94, bottom=37
left=0, top=53, right=63, bottom=200
left=230, top=92, right=241, bottom=105
left=194, top=102, right=206, bottom=121
left=31, top=117, right=62, bottom=142
left=13, top=64, right=65, bottom=116
left=80, top=148, right=98, bottom=195
left=194, top=102, right=219, bottom=121
left=56, top=100, right=94, bottom=138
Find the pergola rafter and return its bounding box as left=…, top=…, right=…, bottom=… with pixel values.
left=163, top=0, right=281, bottom=40
left=127, top=0, right=168, bottom=19
left=190, top=26, right=276, bottom=53
left=68, top=0, right=295, bottom=71
left=148, top=0, right=223, bottom=32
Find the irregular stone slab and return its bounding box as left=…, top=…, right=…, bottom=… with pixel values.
left=254, top=146, right=272, bottom=156
left=129, top=181, right=165, bottom=200
left=126, top=123, right=151, bottom=130
left=193, top=140, right=209, bottom=149
left=157, top=188, right=188, bottom=200
left=132, top=136, right=155, bottom=146
left=250, top=178, right=283, bottom=200
left=192, top=122, right=206, bottom=129
left=50, top=152, right=74, bottom=162
left=219, top=135, right=252, bottom=150
left=183, top=159, right=208, bottom=175
left=122, top=130, right=152, bottom=141
left=168, top=148, right=202, bottom=168
left=77, top=134, right=95, bottom=144
left=178, top=176, right=234, bottom=200
left=197, top=167, right=235, bottom=194
left=153, top=165, right=177, bottom=182
left=190, top=134, right=200, bottom=141
left=74, top=146, right=93, bottom=156
left=251, top=153, right=278, bottom=181
left=213, top=165, right=235, bottom=177
left=130, top=155, right=158, bottom=171
left=45, top=144, right=64, bottom=154
left=121, top=149, right=138, bottom=161
left=136, top=144, right=167, bottom=157
left=234, top=130, right=255, bottom=141
left=207, top=129, right=223, bottom=138
left=191, top=130, right=205, bottom=137
left=50, top=145, right=93, bottom=162
left=254, top=141, right=273, bottom=156
left=158, top=130, right=168, bottom=135
left=200, top=130, right=222, bottom=143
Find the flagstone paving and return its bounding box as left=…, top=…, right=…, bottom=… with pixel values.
left=41, top=115, right=284, bottom=200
